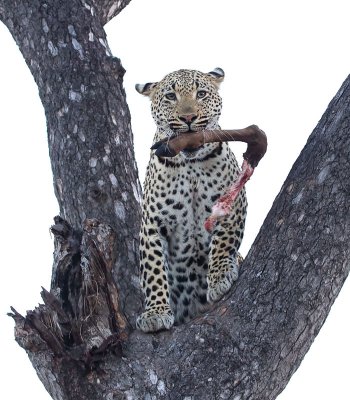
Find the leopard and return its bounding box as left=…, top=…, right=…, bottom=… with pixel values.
left=135, top=68, right=247, bottom=333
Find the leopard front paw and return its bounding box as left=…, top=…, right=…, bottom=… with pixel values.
left=136, top=306, right=174, bottom=333
left=207, top=264, right=239, bottom=303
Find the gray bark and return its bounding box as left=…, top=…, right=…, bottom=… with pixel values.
left=0, top=0, right=143, bottom=322
left=1, top=1, right=349, bottom=399
left=90, top=0, right=132, bottom=25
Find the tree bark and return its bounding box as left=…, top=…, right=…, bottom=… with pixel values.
left=1, top=1, right=349, bottom=399
left=90, top=0, right=132, bottom=25
left=0, top=0, right=143, bottom=322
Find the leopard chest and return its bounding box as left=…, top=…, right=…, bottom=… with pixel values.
left=143, top=144, right=240, bottom=242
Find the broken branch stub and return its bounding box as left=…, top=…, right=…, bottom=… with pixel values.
left=80, top=219, right=129, bottom=340
left=151, top=125, right=267, bottom=168
left=8, top=217, right=130, bottom=375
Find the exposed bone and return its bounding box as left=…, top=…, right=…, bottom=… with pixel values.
left=204, top=159, right=254, bottom=232
left=152, top=125, right=267, bottom=231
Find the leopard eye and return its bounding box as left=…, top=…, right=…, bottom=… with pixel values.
left=197, top=90, right=207, bottom=99
left=165, top=92, right=177, bottom=101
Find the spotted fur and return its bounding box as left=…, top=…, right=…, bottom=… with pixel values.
left=136, top=68, right=247, bottom=333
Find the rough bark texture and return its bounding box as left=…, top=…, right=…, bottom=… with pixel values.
left=90, top=0, right=132, bottom=25
left=0, top=0, right=143, bottom=323
left=1, top=1, right=350, bottom=399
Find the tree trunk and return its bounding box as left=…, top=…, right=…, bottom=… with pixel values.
left=0, top=0, right=143, bottom=322
left=1, top=1, right=349, bottom=399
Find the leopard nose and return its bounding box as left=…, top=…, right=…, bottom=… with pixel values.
left=179, top=114, right=197, bottom=123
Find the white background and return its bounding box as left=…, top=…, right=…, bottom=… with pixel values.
left=0, top=0, right=349, bottom=398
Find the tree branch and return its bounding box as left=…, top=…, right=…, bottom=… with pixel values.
left=90, top=0, right=132, bottom=25
left=0, top=0, right=132, bottom=25
left=0, top=0, right=143, bottom=321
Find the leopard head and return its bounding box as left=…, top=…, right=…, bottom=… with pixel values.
left=136, top=68, right=225, bottom=159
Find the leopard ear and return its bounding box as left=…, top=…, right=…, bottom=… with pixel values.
left=135, top=82, right=158, bottom=97
left=207, top=68, right=225, bottom=87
